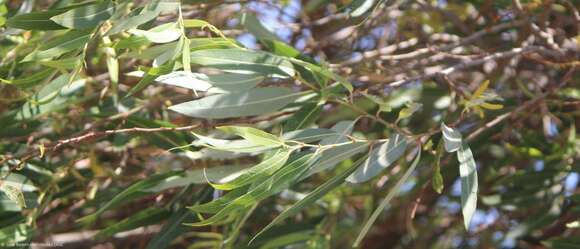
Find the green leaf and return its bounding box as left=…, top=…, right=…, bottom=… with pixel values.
left=17, top=74, right=86, bottom=120
left=347, top=133, right=408, bottom=183
left=240, top=13, right=279, bottom=41
left=0, top=184, right=26, bottom=209
left=457, top=143, right=478, bottom=230
left=353, top=148, right=421, bottom=247
left=0, top=223, right=32, bottom=245
left=541, top=237, right=580, bottom=249
left=125, top=62, right=174, bottom=97
left=283, top=103, right=323, bottom=131
left=217, top=126, right=284, bottom=147
left=0, top=68, right=56, bottom=88
left=349, top=0, right=378, bottom=17
left=77, top=171, right=182, bottom=224
left=282, top=128, right=339, bottom=143
left=362, top=92, right=391, bottom=113
left=146, top=208, right=195, bottom=249
left=207, top=149, right=293, bottom=190
left=441, top=123, right=462, bottom=152
left=432, top=141, right=444, bottom=194
left=107, top=0, right=179, bottom=35
left=305, top=142, right=368, bottom=177
left=193, top=134, right=270, bottom=153
left=144, top=165, right=252, bottom=193
left=188, top=152, right=318, bottom=226
left=396, top=102, right=422, bottom=122
left=26, top=73, right=72, bottom=103
left=251, top=154, right=368, bottom=243
left=39, top=57, right=81, bottom=70
left=22, top=30, right=91, bottom=62
left=129, top=22, right=182, bottom=43
left=189, top=187, right=247, bottom=214
left=169, top=87, right=304, bottom=119
left=189, top=49, right=295, bottom=78
left=320, top=120, right=357, bottom=145
left=153, top=71, right=264, bottom=93
left=95, top=207, right=170, bottom=240
left=50, top=2, right=115, bottom=29
left=153, top=36, right=184, bottom=67
left=6, top=9, right=67, bottom=30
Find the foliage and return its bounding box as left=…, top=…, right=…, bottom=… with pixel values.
left=0, top=0, right=578, bottom=248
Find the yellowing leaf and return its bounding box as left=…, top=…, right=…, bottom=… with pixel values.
left=472, top=80, right=490, bottom=99
left=480, top=102, right=504, bottom=110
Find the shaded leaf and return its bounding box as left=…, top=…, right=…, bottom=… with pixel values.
left=251, top=154, right=368, bottom=243
left=353, top=148, right=421, bottom=247
left=6, top=9, right=67, bottom=30
left=50, top=2, right=114, bottom=29
left=22, top=30, right=91, bottom=62
left=283, top=103, right=323, bottom=131
left=207, top=149, right=293, bottom=190
left=95, top=207, right=170, bottom=239
left=347, top=133, right=408, bottom=183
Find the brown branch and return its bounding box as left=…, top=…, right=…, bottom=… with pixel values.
left=466, top=66, right=576, bottom=141
left=388, top=46, right=543, bottom=88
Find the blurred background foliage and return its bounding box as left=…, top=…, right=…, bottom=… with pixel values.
left=0, top=0, right=579, bottom=248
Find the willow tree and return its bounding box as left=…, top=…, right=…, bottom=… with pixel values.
left=0, top=0, right=578, bottom=248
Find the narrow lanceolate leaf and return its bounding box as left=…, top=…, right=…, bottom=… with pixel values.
left=129, top=22, right=182, bottom=43
left=125, top=62, right=174, bottom=97
left=458, top=143, right=478, bottom=230
left=397, top=102, right=422, bottom=121
left=208, top=149, right=293, bottom=190
left=169, top=87, right=304, bottom=119
left=283, top=103, right=323, bottom=131
left=349, top=0, right=378, bottom=17
left=432, top=140, right=445, bottom=194
left=154, top=71, right=264, bottom=93
left=353, top=148, right=421, bottom=247
left=50, top=2, right=115, bottom=29
left=320, top=120, right=357, bottom=145
left=347, top=133, right=408, bottom=183
left=188, top=153, right=318, bottom=226
left=305, top=142, right=368, bottom=176
left=193, top=134, right=269, bottom=153
left=241, top=13, right=279, bottom=41
left=251, top=155, right=368, bottom=243
left=189, top=187, right=247, bottom=214
left=441, top=123, right=462, bottom=152
left=22, top=30, right=91, bottom=62
left=217, top=126, right=284, bottom=147
left=282, top=128, right=339, bottom=143
left=145, top=208, right=195, bottom=249
left=107, top=0, right=179, bottom=35
left=6, top=9, right=67, bottom=30
left=0, top=68, right=55, bottom=88
left=189, top=49, right=295, bottom=78
left=77, top=171, right=182, bottom=224
left=95, top=207, right=170, bottom=239
left=0, top=184, right=26, bottom=209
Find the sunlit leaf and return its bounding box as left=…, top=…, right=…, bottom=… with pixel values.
left=457, top=143, right=478, bottom=230
left=169, top=87, right=304, bottom=119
